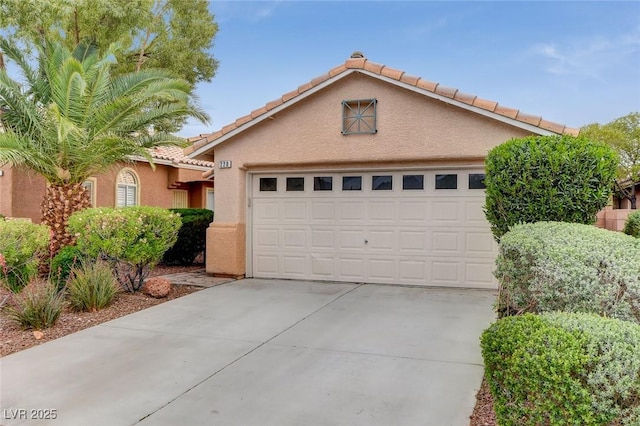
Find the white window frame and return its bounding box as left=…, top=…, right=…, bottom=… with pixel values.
left=82, top=177, right=97, bottom=207
left=116, top=168, right=140, bottom=207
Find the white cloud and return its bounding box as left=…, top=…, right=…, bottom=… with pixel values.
left=530, top=26, right=640, bottom=81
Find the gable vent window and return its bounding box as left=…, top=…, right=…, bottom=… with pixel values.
left=342, top=99, right=377, bottom=135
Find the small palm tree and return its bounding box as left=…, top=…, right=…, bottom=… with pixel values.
left=0, top=38, right=208, bottom=255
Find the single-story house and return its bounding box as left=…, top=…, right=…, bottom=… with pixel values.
left=0, top=145, right=215, bottom=223
left=186, top=52, right=578, bottom=289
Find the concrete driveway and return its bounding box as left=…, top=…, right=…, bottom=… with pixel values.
left=1, top=279, right=496, bottom=426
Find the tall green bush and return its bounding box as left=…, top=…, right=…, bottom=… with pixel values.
left=68, top=207, right=181, bottom=292
left=162, top=208, right=213, bottom=265
left=484, top=135, right=617, bottom=240
left=50, top=245, right=86, bottom=291
left=0, top=220, right=50, bottom=293
left=495, top=221, right=640, bottom=323
left=481, top=312, right=640, bottom=425
left=623, top=210, right=640, bottom=237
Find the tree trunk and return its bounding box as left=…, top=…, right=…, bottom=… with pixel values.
left=41, top=183, right=90, bottom=258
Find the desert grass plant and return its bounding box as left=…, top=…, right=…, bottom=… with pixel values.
left=2, top=279, right=64, bottom=330
left=66, top=261, right=120, bottom=312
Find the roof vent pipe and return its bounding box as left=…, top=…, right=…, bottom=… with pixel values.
left=350, top=51, right=365, bottom=59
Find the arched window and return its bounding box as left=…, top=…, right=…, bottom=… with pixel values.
left=116, top=169, right=139, bottom=207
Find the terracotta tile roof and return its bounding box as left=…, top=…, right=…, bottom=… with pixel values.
left=186, top=53, right=580, bottom=154
left=148, top=145, right=214, bottom=168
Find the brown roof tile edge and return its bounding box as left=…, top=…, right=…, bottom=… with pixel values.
left=189, top=55, right=579, bottom=146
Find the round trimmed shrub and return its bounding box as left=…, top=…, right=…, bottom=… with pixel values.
left=162, top=208, right=213, bottom=265
left=484, top=135, right=617, bottom=240
left=495, top=221, right=640, bottom=323
left=0, top=220, right=50, bottom=293
left=624, top=210, right=640, bottom=237
left=68, top=207, right=181, bottom=292
left=481, top=312, right=640, bottom=425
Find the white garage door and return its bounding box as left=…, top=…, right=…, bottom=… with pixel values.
left=250, top=169, right=498, bottom=288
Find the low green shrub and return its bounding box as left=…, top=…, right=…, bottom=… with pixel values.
left=50, top=245, right=86, bottom=290
left=67, top=261, right=119, bottom=312
left=495, top=221, right=640, bottom=323
left=162, top=208, right=213, bottom=265
left=0, top=220, right=50, bottom=293
left=623, top=210, right=640, bottom=237
left=484, top=135, right=617, bottom=240
left=2, top=279, right=64, bottom=330
left=68, top=207, right=181, bottom=292
left=481, top=312, right=640, bottom=425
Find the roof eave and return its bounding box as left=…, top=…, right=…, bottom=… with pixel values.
left=187, top=69, right=359, bottom=158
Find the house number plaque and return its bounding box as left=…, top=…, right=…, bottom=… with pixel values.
left=218, top=160, right=232, bottom=169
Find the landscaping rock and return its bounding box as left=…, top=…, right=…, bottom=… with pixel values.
left=142, top=277, right=171, bottom=298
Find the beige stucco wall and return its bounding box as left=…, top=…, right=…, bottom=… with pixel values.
left=205, top=73, right=534, bottom=276
left=0, top=162, right=212, bottom=222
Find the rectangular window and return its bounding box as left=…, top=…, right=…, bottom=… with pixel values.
left=435, top=174, right=457, bottom=190
left=314, top=176, right=333, bottom=191
left=342, top=99, right=377, bottom=135
left=206, top=188, right=215, bottom=211
left=259, top=177, right=277, bottom=192
left=342, top=176, right=362, bottom=191
left=82, top=178, right=96, bottom=207
left=402, top=175, right=424, bottom=190
left=286, top=177, right=305, bottom=191
left=117, top=185, right=137, bottom=207
left=372, top=175, right=392, bottom=190
left=469, top=174, right=486, bottom=189
left=172, top=190, right=189, bottom=208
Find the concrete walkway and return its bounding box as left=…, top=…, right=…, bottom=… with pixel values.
left=1, top=279, right=496, bottom=426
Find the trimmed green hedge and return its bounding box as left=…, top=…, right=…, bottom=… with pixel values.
left=162, top=208, right=213, bottom=265
left=481, top=312, right=640, bottom=425
left=484, top=135, right=617, bottom=240
left=495, top=221, right=640, bottom=323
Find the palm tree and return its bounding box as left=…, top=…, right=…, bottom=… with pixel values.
left=0, top=38, right=209, bottom=255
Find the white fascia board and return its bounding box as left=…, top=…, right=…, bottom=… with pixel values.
left=187, top=70, right=358, bottom=159
left=127, top=155, right=213, bottom=172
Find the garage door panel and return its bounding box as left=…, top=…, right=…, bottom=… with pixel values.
left=251, top=170, right=498, bottom=288
left=283, top=201, right=307, bottom=221
left=431, top=231, right=461, bottom=253
left=338, top=201, right=366, bottom=224
left=339, top=229, right=366, bottom=250
left=311, top=256, right=335, bottom=278
left=254, top=200, right=280, bottom=222
left=431, top=201, right=460, bottom=224
left=311, top=201, right=335, bottom=223
left=465, top=262, right=495, bottom=288
left=368, top=230, right=395, bottom=251
left=398, top=260, right=427, bottom=281
left=255, top=228, right=279, bottom=249
left=367, top=258, right=396, bottom=281
left=283, top=229, right=306, bottom=249
left=255, top=254, right=279, bottom=276
left=368, top=201, right=396, bottom=223
left=338, top=257, right=365, bottom=280
left=466, top=231, right=496, bottom=254
left=431, top=261, right=460, bottom=283
left=398, top=230, right=427, bottom=252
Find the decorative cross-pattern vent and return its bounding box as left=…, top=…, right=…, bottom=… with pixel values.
left=342, top=99, right=377, bottom=135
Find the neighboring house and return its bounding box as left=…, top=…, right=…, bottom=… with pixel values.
left=0, top=145, right=215, bottom=223
left=186, top=52, right=578, bottom=289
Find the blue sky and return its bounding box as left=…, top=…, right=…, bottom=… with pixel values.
left=180, top=1, right=640, bottom=138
